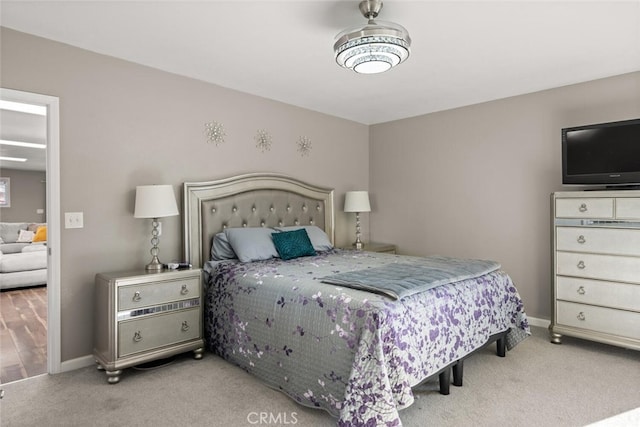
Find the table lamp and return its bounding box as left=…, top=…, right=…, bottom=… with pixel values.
left=134, top=184, right=179, bottom=271
left=344, top=191, right=371, bottom=250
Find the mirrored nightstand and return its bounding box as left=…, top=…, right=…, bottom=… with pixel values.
left=340, top=242, right=396, bottom=254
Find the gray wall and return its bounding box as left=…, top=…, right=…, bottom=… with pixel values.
left=369, top=72, right=640, bottom=320
left=0, top=168, right=46, bottom=223
left=1, top=28, right=370, bottom=362
left=3, top=26, right=639, bottom=362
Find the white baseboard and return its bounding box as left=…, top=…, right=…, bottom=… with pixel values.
left=527, top=316, right=549, bottom=328
left=60, top=354, right=95, bottom=373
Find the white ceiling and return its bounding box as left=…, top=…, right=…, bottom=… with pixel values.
left=0, top=1, right=639, bottom=153
left=0, top=107, right=47, bottom=172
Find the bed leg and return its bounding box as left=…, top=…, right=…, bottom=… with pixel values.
left=496, top=336, right=506, bottom=357
left=452, top=360, right=463, bottom=387
left=438, top=368, right=451, bottom=395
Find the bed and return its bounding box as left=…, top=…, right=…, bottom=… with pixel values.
left=183, top=173, right=530, bottom=426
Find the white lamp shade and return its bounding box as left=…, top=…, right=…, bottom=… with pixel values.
left=134, top=185, right=179, bottom=218
left=344, top=191, right=371, bottom=213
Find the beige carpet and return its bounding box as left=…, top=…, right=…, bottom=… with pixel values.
left=1, top=326, right=638, bottom=426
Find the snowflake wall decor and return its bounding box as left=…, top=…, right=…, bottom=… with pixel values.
left=205, top=121, right=226, bottom=145
left=297, top=136, right=312, bottom=157
left=255, top=129, right=273, bottom=152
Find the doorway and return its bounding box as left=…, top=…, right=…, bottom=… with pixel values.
left=0, top=88, right=61, bottom=380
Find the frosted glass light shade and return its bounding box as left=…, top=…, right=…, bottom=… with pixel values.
left=334, top=25, right=411, bottom=74
left=344, top=191, right=371, bottom=213
left=134, top=185, right=179, bottom=219
left=334, top=1, right=411, bottom=74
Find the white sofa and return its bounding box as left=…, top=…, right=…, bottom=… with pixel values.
left=0, top=246, right=47, bottom=289
left=0, top=222, right=48, bottom=290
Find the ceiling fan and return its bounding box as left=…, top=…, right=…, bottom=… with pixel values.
left=333, top=0, right=411, bottom=74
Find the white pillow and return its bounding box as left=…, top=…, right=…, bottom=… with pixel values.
left=16, top=229, right=35, bottom=243
left=223, top=227, right=279, bottom=263
left=273, top=225, right=333, bottom=251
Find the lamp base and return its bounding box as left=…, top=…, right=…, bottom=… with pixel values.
left=353, top=238, right=364, bottom=251
left=145, top=219, right=164, bottom=272
left=353, top=211, right=364, bottom=250
left=145, top=255, right=164, bottom=272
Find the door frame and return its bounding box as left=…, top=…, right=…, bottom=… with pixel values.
left=1, top=88, right=61, bottom=374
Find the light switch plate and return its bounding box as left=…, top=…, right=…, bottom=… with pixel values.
left=65, top=212, right=84, bottom=229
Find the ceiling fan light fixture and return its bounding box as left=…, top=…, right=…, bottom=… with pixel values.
left=334, top=0, right=411, bottom=74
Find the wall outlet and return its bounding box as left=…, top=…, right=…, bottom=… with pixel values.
left=65, top=212, right=84, bottom=229
left=37, top=208, right=44, bottom=214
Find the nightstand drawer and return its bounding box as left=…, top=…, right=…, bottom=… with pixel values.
left=118, top=277, right=200, bottom=310
left=118, top=308, right=201, bottom=357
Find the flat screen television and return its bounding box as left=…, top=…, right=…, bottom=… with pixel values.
left=562, top=118, right=640, bottom=187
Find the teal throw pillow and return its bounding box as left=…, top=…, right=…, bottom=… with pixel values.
left=271, top=229, right=317, bottom=260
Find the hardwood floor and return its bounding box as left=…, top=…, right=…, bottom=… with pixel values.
left=0, top=286, right=47, bottom=384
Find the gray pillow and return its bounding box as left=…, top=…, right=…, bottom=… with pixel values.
left=0, top=222, right=28, bottom=244
left=223, top=227, right=279, bottom=263
left=273, top=225, right=333, bottom=251
left=210, top=232, right=237, bottom=261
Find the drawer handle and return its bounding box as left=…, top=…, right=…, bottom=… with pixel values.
left=577, top=235, right=586, bottom=244
left=180, top=284, right=189, bottom=295
left=133, top=331, right=143, bottom=342
left=577, top=261, right=585, bottom=269
left=577, top=286, right=586, bottom=295
left=577, top=312, right=586, bottom=321
left=579, top=203, right=588, bottom=212
left=181, top=321, right=190, bottom=332
left=132, top=291, right=142, bottom=302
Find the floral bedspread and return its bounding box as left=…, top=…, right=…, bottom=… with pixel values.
left=204, top=250, right=530, bottom=426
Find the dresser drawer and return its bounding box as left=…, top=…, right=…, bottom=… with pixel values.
left=555, top=198, right=613, bottom=219
left=556, top=227, right=640, bottom=256
left=118, top=277, right=200, bottom=310
left=616, top=198, right=640, bottom=220
left=556, top=252, right=640, bottom=284
left=556, top=276, right=640, bottom=312
left=118, top=308, right=201, bottom=357
left=556, top=301, right=640, bottom=340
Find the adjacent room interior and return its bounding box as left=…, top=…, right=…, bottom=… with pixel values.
left=0, top=103, right=48, bottom=383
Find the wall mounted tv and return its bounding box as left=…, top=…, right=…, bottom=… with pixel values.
left=562, top=118, right=640, bottom=187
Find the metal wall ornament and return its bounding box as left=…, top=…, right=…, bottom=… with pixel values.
left=297, top=136, right=312, bottom=157
left=255, top=129, right=273, bottom=152
left=205, top=121, right=226, bottom=145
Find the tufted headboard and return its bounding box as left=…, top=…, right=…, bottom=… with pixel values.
left=183, top=173, right=335, bottom=268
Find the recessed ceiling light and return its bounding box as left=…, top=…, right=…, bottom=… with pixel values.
left=0, top=100, right=47, bottom=116
left=0, top=156, right=28, bottom=162
left=0, top=139, right=46, bottom=149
